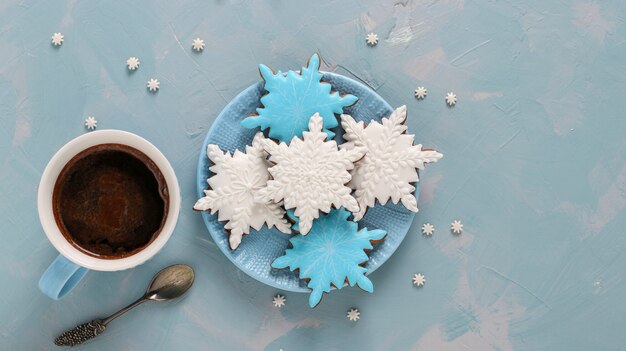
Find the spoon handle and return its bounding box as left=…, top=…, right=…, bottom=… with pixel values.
left=54, top=319, right=106, bottom=347
left=54, top=297, right=147, bottom=347
left=101, top=296, right=147, bottom=325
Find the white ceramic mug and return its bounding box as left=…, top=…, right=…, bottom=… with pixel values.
left=38, top=130, right=180, bottom=299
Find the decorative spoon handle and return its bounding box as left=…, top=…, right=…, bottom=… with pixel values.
left=53, top=264, right=194, bottom=347
left=54, top=296, right=146, bottom=347
left=54, top=319, right=106, bottom=347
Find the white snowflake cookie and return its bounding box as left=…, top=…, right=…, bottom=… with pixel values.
left=194, top=133, right=291, bottom=249
left=340, top=105, right=443, bottom=220
left=257, top=114, right=365, bottom=235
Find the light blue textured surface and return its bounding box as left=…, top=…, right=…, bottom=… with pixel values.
left=1, top=1, right=626, bottom=350
left=198, top=71, right=415, bottom=293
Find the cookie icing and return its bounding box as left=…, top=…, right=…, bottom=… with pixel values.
left=257, top=114, right=365, bottom=235
left=272, top=208, right=386, bottom=308
left=241, top=53, right=358, bottom=142
left=194, top=132, right=291, bottom=249
left=340, top=105, right=443, bottom=220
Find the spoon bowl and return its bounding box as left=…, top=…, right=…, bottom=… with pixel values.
left=146, top=264, right=195, bottom=301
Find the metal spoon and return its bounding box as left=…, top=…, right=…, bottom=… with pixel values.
left=54, top=264, right=195, bottom=347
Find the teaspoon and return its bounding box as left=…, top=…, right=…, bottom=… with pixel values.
left=54, top=264, right=195, bottom=347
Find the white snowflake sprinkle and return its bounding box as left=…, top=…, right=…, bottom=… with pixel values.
left=51, top=33, right=64, bottom=46
left=414, top=86, right=427, bottom=99
left=192, top=38, right=205, bottom=52
left=84, top=116, right=97, bottom=130
left=366, top=33, right=379, bottom=46
left=413, top=273, right=426, bottom=286
left=421, top=223, right=434, bottom=236
left=446, top=92, right=457, bottom=106
left=347, top=308, right=360, bottom=321
left=451, top=220, right=463, bottom=234
left=257, top=114, right=365, bottom=235
left=272, top=294, right=286, bottom=308
left=126, top=57, right=140, bottom=70
left=147, top=78, right=160, bottom=92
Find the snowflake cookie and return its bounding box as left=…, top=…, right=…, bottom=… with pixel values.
left=257, top=114, right=365, bottom=235
left=241, top=53, right=357, bottom=142
left=194, top=133, right=291, bottom=249
left=340, top=105, right=443, bottom=220
left=272, top=208, right=386, bottom=308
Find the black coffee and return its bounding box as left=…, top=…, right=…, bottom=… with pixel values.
left=52, top=144, right=168, bottom=258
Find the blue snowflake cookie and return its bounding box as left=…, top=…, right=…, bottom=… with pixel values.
left=272, top=208, right=386, bottom=308
left=241, top=53, right=358, bottom=142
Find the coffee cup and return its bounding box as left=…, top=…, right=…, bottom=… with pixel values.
left=38, top=130, right=180, bottom=299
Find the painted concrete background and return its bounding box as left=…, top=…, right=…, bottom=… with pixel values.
left=1, top=0, right=625, bottom=350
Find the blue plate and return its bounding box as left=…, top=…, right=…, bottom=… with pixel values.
left=196, top=72, right=418, bottom=292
